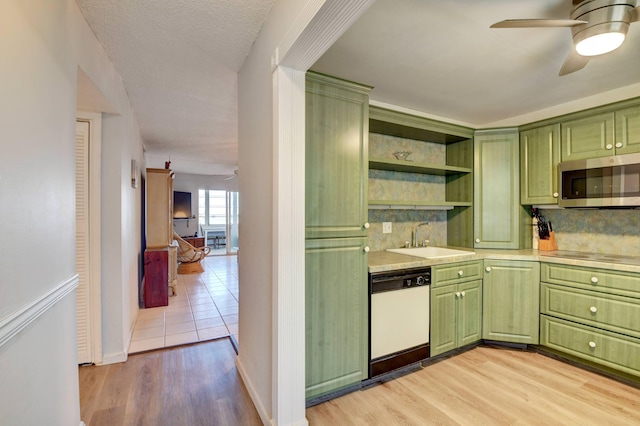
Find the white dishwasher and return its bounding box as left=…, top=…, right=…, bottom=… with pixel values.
left=369, top=267, right=431, bottom=378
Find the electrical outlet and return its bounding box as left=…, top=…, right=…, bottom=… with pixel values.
left=382, top=222, right=392, bottom=234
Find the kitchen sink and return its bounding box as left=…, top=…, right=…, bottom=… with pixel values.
left=387, top=246, right=475, bottom=259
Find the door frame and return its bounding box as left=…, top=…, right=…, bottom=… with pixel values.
left=76, top=110, right=103, bottom=365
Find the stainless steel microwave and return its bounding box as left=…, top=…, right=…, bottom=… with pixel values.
left=559, top=153, right=640, bottom=208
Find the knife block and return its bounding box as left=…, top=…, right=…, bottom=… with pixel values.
left=539, top=231, right=558, bottom=251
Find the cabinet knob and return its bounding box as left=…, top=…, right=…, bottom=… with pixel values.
left=590, top=306, right=598, bottom=313
left=363, top=246, right=370, bottom=253
left=455, top=291, right=461, bottom=298
left=461, top=291, right=466, bottom=297
left=591, top=276, right=599, bottom=284
left=553, top=192, right=559, bottom=198
left=615, top=142, right=622, bottom=148
left=475, top=238, right=481, bottom=243
left=606, top=144, right=613, bottom=150
left=485, top=267, right=492, bottom=272
left=588, top=341, right=596, bottom=349
left=363, top=222, right=370, bottom=229
left=458, top=270, right=464, bottom=276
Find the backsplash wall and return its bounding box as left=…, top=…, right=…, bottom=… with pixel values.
left=368, top=133, right=448, bottom=251
left=539, top=208, right=640, bottom=256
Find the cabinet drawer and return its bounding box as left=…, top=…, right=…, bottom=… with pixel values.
left=541, top=263, right=640, bottom=298
left=540, top=315, right=640, bottom=378
left=541, top=283, right=640, bottom=339
left=432, top=260, right=482, bottom=287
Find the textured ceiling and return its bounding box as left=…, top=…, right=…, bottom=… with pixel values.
left=76, top=0, right=640, bottom=175
left=314, top=0, right=640, bottom=128
left=76, top=0, right=274, bottom=175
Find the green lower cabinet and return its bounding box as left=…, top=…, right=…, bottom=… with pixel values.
left=430, top=280, right=482, bottom=356
left=482, top=260, right=540, bottom=344
left=305, top=237, right=368, bottom=400
left=540, top=315, right=640, bottom=378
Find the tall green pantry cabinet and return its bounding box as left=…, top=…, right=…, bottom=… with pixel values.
left=305, top=72, right=371, bottom=400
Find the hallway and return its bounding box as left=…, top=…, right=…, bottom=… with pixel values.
left=129, top=254, right=238, bottom=354
left=79, top=338, right=260, bottom=425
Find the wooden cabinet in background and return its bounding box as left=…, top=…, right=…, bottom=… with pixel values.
left=146, top=168, right=173, bottom=249
left=184, top=237, right=205, bottom=248
left=143, top=249, right=169, bottom=308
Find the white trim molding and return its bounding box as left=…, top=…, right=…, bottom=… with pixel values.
left=269, top=1, right=375, bottom=425
left=237, top=358, right=274, bottom=426
left=0, top=275, right=79, bottom=348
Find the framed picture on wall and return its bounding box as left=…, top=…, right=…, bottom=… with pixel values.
left=131, top=159, right=139, bottom=189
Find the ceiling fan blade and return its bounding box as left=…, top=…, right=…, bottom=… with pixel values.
left=630, top=5, right=640, bottom=22
left=490, top=19, right=587, bottom=28
left=559, top=50, right=590, bottom=76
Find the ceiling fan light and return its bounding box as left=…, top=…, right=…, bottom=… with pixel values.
left=576, top=31, right=626, bottom=56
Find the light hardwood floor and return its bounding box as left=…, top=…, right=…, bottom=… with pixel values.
left=79, top=338, right=261, bottom=426
left=306, top=346, right=640, bottom=425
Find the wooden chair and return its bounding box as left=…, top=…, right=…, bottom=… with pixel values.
left=173, top=232, right=211, bottom=274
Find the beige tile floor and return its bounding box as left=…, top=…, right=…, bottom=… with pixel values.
left=129, top=254, right=238, bottom=354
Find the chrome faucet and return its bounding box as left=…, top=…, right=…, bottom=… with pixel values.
left=412, top=222, right=430, bottom=247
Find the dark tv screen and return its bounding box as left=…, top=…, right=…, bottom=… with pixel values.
left=173, top=191, right=192, bottom=219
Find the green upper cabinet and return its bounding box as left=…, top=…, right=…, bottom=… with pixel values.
left=305, top=237, right=368, bottom=400
left=483, top=260, right=540, bottom=344
left=305, top=72, right=371, bottom=239
left=520, top=124, right=561, bottom=205
left=474, top=129, right=530, bottom=249
left=615, top=105, right=640, bottom=156
left=561, top=112, right=615, bottom=161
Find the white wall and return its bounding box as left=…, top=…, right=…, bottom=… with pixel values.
left=74, top=0, right=145, bottom=362
left=238, top=1, right=308, bottom=422
left=237, top=1, right=374, bottom=424
left=0, top=0, right=143, bottom=423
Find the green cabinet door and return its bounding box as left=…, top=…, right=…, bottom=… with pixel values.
left=458, top=280, right=483, bottom=347
left=483, top=260, right=540, bottom=344
left=305, top=237, right=368, bottom=399
left=615, top=105, right=640, bottom=156
left=305, top=72, right=371, bottom=239
left=430, top=279, right=482, bottom=357
left=474, top=129, right=529, bottom=249
left=430, top=285, right=458, bottom=356
left=561, top=112, right=615, bottom=161
left=520, top=124, right=561, bottom=205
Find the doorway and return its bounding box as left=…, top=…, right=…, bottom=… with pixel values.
left=199, top=189, right=239, bottom=255
left=75, top=112, right=103, bottom=365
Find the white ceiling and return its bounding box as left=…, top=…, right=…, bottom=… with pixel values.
left=76, top=0, right=274, bottom=175
left=313, top=0, right=640, bottom=128
left=76, top=0, right=640, bottom=174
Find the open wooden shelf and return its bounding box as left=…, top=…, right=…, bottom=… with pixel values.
left=369, top=158, right=471, bottom=175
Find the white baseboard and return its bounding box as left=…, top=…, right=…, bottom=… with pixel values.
left=0, top=275, right=78, bottom=349
left=236, top=357, right=274, bottom=426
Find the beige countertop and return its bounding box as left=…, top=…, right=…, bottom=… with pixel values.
left=369, top=247, right=640, bottom=274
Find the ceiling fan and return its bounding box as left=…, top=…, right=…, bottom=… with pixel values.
left=491, top=0, right=640, bottom=75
